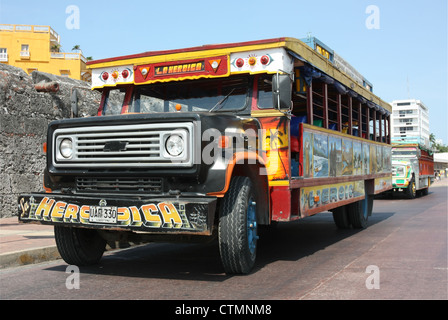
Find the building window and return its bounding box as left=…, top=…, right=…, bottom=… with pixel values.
left=20, top=44, right=30, bottom=58
left=60, top=70, right=71, bottom=77
left=399, top=126, right=415, bottom=132
left=0, top=48, right=7, bottom=62
left=26, top=68, right=37, bottom=74
left=398, top=110, right=414, bottom=116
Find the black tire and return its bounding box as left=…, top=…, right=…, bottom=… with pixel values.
left=406, top=178, right=417, bottom=199
left=218, top=176, right=258, bottom=274
left=347, top=195, right=373, bottom=229
left=332, top=205, right=351, bottom=229
left=54, top=226, right=106, bottom=266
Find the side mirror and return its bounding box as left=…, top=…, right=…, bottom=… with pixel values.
left=272, top=73, right=292, bottom=110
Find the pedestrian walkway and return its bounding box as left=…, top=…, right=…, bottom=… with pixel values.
left=0, top=217, right=59, bottom=269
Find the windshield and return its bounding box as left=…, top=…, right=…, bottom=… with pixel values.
left=103, top=88, right=126, bottom=116
left=114, top=75, right=250, bottom=114
left=392, top=165, right=406, bottom=177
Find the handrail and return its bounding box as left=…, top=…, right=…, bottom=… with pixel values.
left=50, top=52, right=87, bottom=63
left=0, top=24, right=60, bottom=42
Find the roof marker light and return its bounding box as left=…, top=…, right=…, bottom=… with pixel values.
left=260, top=55, right=270, bottom=65
left=235, top=58, right=244, bottom=68
left=248, top=56, right=256, bottom=66
left=208, top=59, right=222, bottom=72
left=139, top=66, right=150, bottom=79
left=122, top=69, right=129, bottom=78
left=101, top=72, right=109, bottom=81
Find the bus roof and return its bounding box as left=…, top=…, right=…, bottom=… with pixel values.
left=87, top=37, right=391, bottom=113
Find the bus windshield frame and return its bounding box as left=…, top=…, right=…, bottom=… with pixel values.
left=101, top=75, right=251, bottom=115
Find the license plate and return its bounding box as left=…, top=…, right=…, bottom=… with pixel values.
left=89, top=206, right=118, bottom=224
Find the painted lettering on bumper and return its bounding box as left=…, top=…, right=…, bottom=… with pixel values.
left=18, top=194, right=216, bottom=235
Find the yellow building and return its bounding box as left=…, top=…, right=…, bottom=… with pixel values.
left=0, top=24, right=91, bottom=81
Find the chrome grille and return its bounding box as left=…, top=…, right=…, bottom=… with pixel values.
left=76, top=177, right=163, bottom=193
left=76, top=131, right=160, bottom=159
left=52, top=122, right=194, bottom=168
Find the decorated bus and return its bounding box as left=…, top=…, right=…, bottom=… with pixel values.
left=391, top=143, right=434, bottom=198
left=18, top=37, right=392, bottom=274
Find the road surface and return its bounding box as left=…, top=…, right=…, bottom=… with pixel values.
left=1, top=181, right=446, bottom=302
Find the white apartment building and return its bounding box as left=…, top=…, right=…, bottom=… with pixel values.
left=390, top=99, right=430, bottom=147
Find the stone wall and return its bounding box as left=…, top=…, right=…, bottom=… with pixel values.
left=0, top=64, right=101, bottom=218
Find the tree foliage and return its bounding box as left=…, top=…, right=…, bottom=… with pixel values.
left=430, top=133, right=448, bottom=152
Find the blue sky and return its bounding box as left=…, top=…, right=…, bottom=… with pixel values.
left=1, top=0, right=447, bottom=143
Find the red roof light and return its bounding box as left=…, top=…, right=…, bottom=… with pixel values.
left=236, top=58, right=244, bottom=68
left=260, top=55, right=270, bottom=65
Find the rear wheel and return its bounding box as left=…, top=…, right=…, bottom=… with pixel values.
left=347, top=195, right=373, bottom=229
left=55, top=226, right=106, bottom=266
left=218, top=176, right=258, bottom=274
left=332, top=205, right=351, bottom=229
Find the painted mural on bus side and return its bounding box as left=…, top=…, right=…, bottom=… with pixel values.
left=301, top=127, right=391, bottom=179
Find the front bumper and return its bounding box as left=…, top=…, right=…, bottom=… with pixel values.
left=18, top=193, right=217, bottom=235
left=392, top=179, right=409, bottom=189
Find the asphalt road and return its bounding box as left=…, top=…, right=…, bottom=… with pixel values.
left=1, top=181, right=446, bottom=302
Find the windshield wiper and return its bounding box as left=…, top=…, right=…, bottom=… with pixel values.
left=209, top=89, right=235, bottom=112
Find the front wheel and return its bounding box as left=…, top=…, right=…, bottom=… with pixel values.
left=218, top=176, right=258, bottom=274
left=406, top=178, right=417, bottom=199
left=55, top=226, right=106, bottom=266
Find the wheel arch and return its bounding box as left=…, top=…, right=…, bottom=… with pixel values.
left=208, top=152, right=270, bottom=225
left=232, top=163, right=270, bottom=225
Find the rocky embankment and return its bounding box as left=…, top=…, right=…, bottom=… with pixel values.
left=0, top=64, right=100, bottom=217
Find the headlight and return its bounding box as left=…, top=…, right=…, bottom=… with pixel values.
left=59, top=138, right=73, bottom=158
left=165, top=134, right=184, bottom=156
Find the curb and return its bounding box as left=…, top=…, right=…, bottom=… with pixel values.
left=0, top=246, right=60, bottom=269
left=0, top=242, right=140, bottom=269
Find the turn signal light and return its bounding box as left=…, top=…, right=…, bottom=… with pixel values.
left=218, top=136, right=230, bottom=149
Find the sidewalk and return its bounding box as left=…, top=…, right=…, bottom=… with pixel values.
left=0, top=217, right=137, bottom=269
left=0, top=217, right=59, bottom=269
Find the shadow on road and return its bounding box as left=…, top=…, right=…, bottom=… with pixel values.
left=45, top=211, right=395, bottom=281
left=375, top=190, right=436, bottom=200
